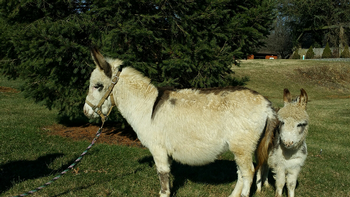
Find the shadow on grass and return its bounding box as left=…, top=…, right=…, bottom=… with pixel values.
left=139, top=156, right=242, bottom=196
left=171, top=159, right=238, bottom=196
left=138, top=156, right=284, bottom=196
left=57, top=114, right=90, bottom=127
left=0, top=153, right=64, bottom=194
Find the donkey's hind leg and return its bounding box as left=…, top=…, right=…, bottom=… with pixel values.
left=229, top=150, right=255, bottom=197
left=151, top=148, right=171, bottom=197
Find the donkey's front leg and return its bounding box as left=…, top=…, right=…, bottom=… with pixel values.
left=158, top=171, right=170, bottom=197
left=151, top=148, right=171, bottom=197
left=274, top=168, right=286, bottom=197
left=286, top=168, right=300, bottom=197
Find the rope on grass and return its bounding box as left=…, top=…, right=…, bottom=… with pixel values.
left=12, top=127, right=103, bottom=197
left=12, top=68, right=118, bottom=197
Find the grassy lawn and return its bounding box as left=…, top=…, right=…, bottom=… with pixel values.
left=1, top=59, right=350, bottom=197
left=235, top=59, right=350, bottom=197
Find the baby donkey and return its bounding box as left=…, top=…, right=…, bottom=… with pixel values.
left=256, top=88, right=309, bottom=197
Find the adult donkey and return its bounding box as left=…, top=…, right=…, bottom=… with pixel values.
left=83, top=48, right=277, bottom=197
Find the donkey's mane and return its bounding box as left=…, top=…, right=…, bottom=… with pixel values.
left=105, top=57, right=123, bottom=76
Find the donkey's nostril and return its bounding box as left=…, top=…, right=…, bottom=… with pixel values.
left=283, top=140, right=294, bottom=147
left=83, top=108, right=89, bottom=116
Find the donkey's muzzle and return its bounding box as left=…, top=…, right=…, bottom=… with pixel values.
left=282, top=140, right=294, bottom=148
left=83, top=103, right=99, bottom=119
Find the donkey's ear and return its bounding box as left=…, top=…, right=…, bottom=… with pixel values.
left=283, top=88, right=292, bottom=104
left=91, top=48, right=112, bottom=78
left=299, top=88, right=308, bottom=108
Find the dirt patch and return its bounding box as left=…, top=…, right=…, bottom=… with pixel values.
left=0, top=86, right=19, bottom=93
left=0, top=85, right=142, bottom=148
left=44, top=123, right=144, bottom=148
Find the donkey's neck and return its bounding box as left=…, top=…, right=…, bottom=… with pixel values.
left=114, top=67, right=158, bottom=131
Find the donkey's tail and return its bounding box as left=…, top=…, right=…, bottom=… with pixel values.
left=255, top=111, right=278, bottom=171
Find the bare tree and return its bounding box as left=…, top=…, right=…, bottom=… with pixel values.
left=279, top=0, right=350, bottom=48
left=261, top=15, right=294, bottom=59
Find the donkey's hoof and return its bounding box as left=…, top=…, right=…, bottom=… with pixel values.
left=159, top=191, right=170, bottom=197
left=256, top=187, right=262, bottom=193
left=264, top=181, right=270, bottom=188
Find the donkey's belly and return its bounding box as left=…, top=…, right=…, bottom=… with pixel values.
left=167, top=140, right=228, bottom=166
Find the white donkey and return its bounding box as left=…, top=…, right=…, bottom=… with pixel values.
left=83, top=48, right=277, bottom=197
left=256, top=88, right=309, bottom=197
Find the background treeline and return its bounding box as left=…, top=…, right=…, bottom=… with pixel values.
left=263, top=0, right=350, bottom=59
left=0, top=0, right=276, bottom=121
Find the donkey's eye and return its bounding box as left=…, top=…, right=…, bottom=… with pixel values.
left=297, top=123, right=308, bottom=127
left=279, top=121, right=284, bottom=130
left=93, top=83, right=104, bottom=90
left=298, top=122, right=307, bottom=133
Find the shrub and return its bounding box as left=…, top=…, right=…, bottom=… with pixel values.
left=322, top=43, right=332, bottom=58
left=305, top=46, right=315, bottom=59
left=341, top=45, right=350, bottom=58
left=291, top=48, right=301, bottom=59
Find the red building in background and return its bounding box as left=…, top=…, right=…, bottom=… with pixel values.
left=247, top=51, right=278, bottom=59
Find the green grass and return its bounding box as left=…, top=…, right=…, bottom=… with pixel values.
left=235, top=59, right=350, bottom=197
left=1, top=59, right=350, bottom=197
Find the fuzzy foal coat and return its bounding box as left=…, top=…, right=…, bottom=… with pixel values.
left=84, top=49, right=277, bottom=197
left=256, top=89, right=309, bottom=197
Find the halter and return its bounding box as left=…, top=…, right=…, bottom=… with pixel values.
left=85, top=70, right=121, bottom=124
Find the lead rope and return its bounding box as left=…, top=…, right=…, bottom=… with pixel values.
left=11, top=72, right=121, bottom=197
left=12, top=125, right=104, bottom=197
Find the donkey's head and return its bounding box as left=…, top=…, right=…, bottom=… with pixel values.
left=277, top=88, right=309, bottom=149
left=83, top=48, right=123, bottom=119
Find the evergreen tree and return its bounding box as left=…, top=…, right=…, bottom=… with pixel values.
left=0, top=0, right=96, bottom=120
left=305, top=46, right=315, bottom=59
left=341, top=45, right=350, bottom=58
left=291, top=48, right=301, bottom=59
left=91, top=0, right=276, bottom=88
left=0, top=0, right=276, bottom=121
left=322, top=43, right=332, bottom=58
